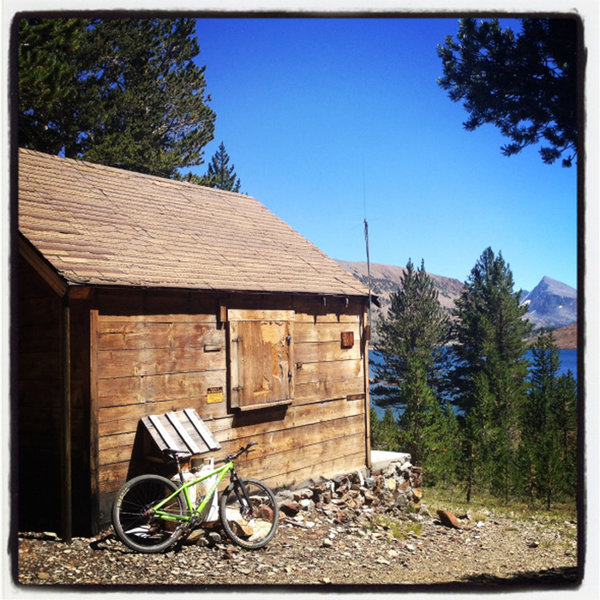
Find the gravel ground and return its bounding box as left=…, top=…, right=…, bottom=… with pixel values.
left=13, top=502, right=579, bottom=590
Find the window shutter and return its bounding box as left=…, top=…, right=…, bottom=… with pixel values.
left=228, top=310, right=294, bottom=411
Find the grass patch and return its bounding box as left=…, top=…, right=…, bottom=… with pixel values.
left=425, top=484, right=577, bottom=524
left=406, top=522, right=422, bottom=536
left=373, top=515, right=423, bottom=540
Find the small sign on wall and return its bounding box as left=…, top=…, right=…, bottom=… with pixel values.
left=207, top=386, right=224, bottom=404
left=341, top=331, right=354, bottom=349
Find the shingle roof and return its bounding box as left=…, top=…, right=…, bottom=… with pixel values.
left=18, top=149, right=368, bottom=296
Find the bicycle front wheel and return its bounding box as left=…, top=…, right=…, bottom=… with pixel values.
left=112, top=474, right=186, bottom=553
left=219, top=477, right=279, bottom=549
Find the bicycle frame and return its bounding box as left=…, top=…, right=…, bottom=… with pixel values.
left=151, top=460, right=234, bottom=523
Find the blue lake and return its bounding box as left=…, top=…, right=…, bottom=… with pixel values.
left=371, top=349, right=577, bottom=419
left=541, top=348, right=577, bottom=379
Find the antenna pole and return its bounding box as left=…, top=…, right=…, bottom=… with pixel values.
left=364, top=219, right=372, bottom=339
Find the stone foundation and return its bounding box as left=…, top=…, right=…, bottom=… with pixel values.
left=276, top=455, right=422, bottom=522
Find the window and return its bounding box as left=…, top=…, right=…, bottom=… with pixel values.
left=228, top=309, right=294, bottom=411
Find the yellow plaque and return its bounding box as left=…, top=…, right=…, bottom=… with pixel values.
left=207, top=387, right=224, bottom=404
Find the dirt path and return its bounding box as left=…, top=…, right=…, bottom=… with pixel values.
left=14, top=504, right=579, bottom=589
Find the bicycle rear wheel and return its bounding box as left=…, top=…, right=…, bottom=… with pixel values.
left=219, top=477, right=279, bottom=549
left=112, top=474, right=186, bottom=553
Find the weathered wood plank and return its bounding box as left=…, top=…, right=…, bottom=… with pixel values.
left=363, top=302, right=372, bottom=469
left=97, top=321, right=223, bottom=351
left=98, top=396, right=217, bottom=436
left=99, top=444, right=143, bottom=467
left=98, top=463, right=129, bottom=491
left=263, top=451, right=366, bottom=490
left=213, top=432, right=365, bottom=485
left=227, top=309, right=294, bottom=322
left=295, top=358, right=364, bottom=384
left=294, top=321, right=360, bottom=343
left=97, top=346, right=225, bottom=379
left=229, top=318, right=293, bottom=409
left=97, top=312, right=218, bottom=324
left=18, top=352, right=61, bottom=381
left=294, top=376, right=365, bottom=403
left=213, top=415, right=364, bottom=461
left=295, top=340, right=361, bottom=363
left=206, top=396, right=364, bottom=438
left=98, top=432, right=136, bottom=452
left=90, top=308, right=100, bottom=532
left=97, top=369, right=227, bottom=408
left=97, top=322, right=171, bottom=350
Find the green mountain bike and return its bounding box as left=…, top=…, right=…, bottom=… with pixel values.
left=112, top=442, right=279, bottom=553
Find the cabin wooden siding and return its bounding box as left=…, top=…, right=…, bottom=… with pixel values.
left=17, top=257, right=63, bottom=531
left=17, top=256, right=94, bottom=533
left=90, top=289, right=369, bottom=526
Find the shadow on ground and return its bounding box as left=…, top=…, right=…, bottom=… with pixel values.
left=459, top=566, right=580, bottom=586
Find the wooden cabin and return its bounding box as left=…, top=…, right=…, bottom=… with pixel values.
left=16, top=148, right=372, bottom=537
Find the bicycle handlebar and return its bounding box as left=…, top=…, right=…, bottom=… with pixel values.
left=227, top=441, right=257, bottom=462
left=164, top=442, right=258, bottom=466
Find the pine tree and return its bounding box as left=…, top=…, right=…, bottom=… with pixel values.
left=424, top=402, right=461, bottom=486
left=438, top=18, right=578, bottom=166
left=380, top=407, right=399, bottom=451
left=396, top=356, right=437, bottom=465
left=201, top=142, right=242, bottom=192
left=555, top=371, right=578, bottom=499
left=18, top=17, right=216, bottom=177
left=369, top=407, right=400, bottom=452
left=373, top=259, right=453, bottom=473
left=369, top=407, right=383, bottom=450
left=520, top=332, right=577, bottom=508
left=18, top=18, right=94, bottom=156
left=451, top=248, right=532, bottom=502
left=374, top=259, right=449, bottom=408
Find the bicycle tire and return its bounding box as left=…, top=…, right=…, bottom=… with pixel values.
left=219, top=477, right=279, bottom=549
left=112, top=474, right=186, bottom=553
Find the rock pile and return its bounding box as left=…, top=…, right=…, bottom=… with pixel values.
left=275, top=457, right=423, bottom=526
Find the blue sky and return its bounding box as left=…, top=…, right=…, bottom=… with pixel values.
left=189, top=17, right=578, bottom=293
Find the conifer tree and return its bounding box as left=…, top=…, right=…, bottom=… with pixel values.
left=369, top=407, right=400, bottom=451
left=451, top=248, right=532, bottom=502
left=380, top=407, right=399, bottom=451
left=520, top=332, right=577, bottom=508
left=373, top=259, right=452, bottom=473
left=395, top=357, right=437, bottom=465
left=201, top=142, right=242, bottom=192
left=18, top=17, right=216, bottom=177
left=369, top=407, right=382, bottom=450
left=438, top=18, right=578, bottom=166
left=374, top=259, right=449, bottom=406
left=423, top=402, right=461, bottom=486
left=18, top=18, right=93, bottom=156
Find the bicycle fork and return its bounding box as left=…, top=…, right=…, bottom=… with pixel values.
left=228, top=471, right=254, bottom=518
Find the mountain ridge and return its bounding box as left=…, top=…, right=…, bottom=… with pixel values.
left=336, top=260, right=577, bottom=344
